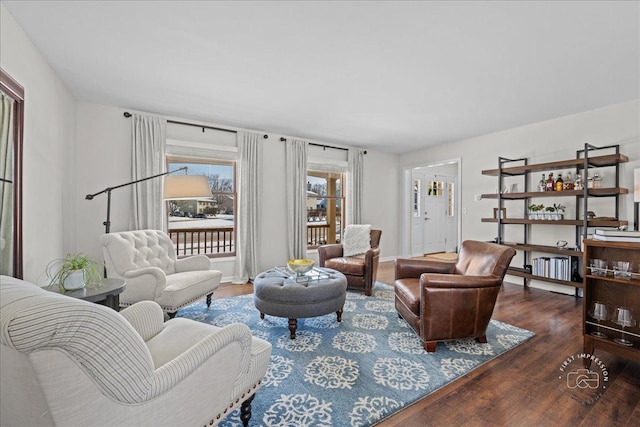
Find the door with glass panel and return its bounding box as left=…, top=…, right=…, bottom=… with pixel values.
left=423, top=175, right=446, bottom=254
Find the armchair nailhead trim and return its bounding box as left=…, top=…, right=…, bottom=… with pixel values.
left=207, top=380, right=263, bottom=426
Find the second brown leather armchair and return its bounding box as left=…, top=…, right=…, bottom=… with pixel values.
left=318, top=229, right=382, bottom=296
left=394, top=240, right=516, bottom=352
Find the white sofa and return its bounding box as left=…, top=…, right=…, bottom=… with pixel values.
left=0, top=275, right=272, bottom=427
left=100, top=229, right=222, bottom=316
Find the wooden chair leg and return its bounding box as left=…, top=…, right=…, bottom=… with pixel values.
left=424, top=341, right=437, bottom=352
left=476, top=335, right=488, bottom=344
left=206, top=293, right=213, bottom=308
left=240, top=393, right=255, bottom=427
left=336, top=308, right=343, bottom=322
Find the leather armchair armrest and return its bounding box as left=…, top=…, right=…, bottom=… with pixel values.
left=395, top=258, right=455, bottom=279
left=318, top=244, right=344, bottom=265
left=122, top=267, right=167, bottom=301
left=175, top=254, right=210, bottom=272
left=120, top=301, right=165, bottom=341
left=420, top=274, right=502, bottom=289
left=364, top=247, right=380, bottom=264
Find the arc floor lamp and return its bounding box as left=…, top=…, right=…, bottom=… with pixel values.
left=85, top=167, right=212, bottom=234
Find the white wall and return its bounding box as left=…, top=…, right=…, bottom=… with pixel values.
left=5, top=2, right=634, bottom=288
left=1, top=5, right=77, bottom=283
left=72, top=103, right=400, bottom=282
left=399, top=100, right=640, bottom=294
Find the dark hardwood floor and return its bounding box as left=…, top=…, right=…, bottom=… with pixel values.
left=214, top=260, right=640, bottom=426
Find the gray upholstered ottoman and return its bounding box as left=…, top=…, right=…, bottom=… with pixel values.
left=253, top=267, right=348, bottom=339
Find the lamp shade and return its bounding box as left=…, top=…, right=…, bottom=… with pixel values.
left=163, top=175, right=211, bottom=200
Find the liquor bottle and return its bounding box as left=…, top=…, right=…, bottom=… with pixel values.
left=574, top=173, right=583, bottom=190
left=546, top=172, right=555, bottom=191
left=538, top=174, right=546, bottom=192
left=555, top=173, right=563, bottom=191
left=563, top=172, right=573, bottom=190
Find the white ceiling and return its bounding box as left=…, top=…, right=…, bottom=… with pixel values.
left=3, top=1, right=639, bottom=154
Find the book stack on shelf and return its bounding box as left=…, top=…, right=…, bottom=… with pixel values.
left=532, top=256, right=573, bottom=281
left=593, top=229, right=640, bottom=243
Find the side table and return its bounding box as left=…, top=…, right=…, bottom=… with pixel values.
left=47, top=278, right=126, bottom=311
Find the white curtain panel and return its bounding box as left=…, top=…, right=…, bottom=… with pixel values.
left=0, top=92, right=14, bottom=276
left=130, top=113, right=166, bottom=230
left=233, top=132, right=263, bottom=283
left=285, top=139, right=308, bottom=260
left=348, top=148, right=365, bottom=225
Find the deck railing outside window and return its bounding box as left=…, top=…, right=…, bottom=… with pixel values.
left=169, top=224, right=337, bottom=256
left=308, top=223, right=331, bottom=247
left=169, top=228, right=234, bottom=257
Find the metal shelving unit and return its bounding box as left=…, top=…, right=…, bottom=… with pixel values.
left=482, top=144, right=629, bottom=292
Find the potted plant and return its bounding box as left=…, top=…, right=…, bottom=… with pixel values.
left=544, top=205, right=556, bottom=220
left=553, top=203, right=566, bottom=220
left=46, top=253, right=102, bottom=291
left=528, top=204, right=544, bottom=220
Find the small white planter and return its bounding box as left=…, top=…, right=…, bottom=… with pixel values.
left=63, top=270, right=86, bottom=290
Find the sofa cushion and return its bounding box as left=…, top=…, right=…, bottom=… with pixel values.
left=156, top=270, right=223, bottom=309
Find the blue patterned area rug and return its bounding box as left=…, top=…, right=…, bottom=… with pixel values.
left=178, top=282, right=534, bottom=427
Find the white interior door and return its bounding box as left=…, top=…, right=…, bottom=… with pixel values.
left=405, top=161, right=460, bottom=259
left=423, top=175, right=446, bottom=254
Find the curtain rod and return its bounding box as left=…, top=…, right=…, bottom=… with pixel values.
left=278, top=137, right=367, bottom=154
left=123, top=112, right=268, bottom=139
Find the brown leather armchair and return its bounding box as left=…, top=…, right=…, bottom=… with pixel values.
left=394, top=240, right=516, bottom=352
left=318, top=229, right=382, bottom=296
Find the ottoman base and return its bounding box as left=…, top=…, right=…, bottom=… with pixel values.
left=259, top=309, right=344, bottom=339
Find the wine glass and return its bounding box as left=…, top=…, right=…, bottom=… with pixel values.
left=588, top=302, right=609, bottom=338
left=612, top=307, right=636, bottom=347
left=613, top=261, right=631, bottom=279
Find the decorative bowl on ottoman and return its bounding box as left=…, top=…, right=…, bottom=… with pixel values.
left=288, top=259, right=314, bottom=276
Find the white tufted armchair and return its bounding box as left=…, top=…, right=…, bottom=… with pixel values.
left=100, top=229, right=222, bottom=317
left=0, top=275, right=272, bottom=427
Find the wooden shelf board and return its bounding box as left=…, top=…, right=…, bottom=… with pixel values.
left=482, top=218, right=628, bottom=227
left=584, top=336, right=640, bottom=362
left=502, top=242, right=582, bottom=257
left=506, top=267, right=583, bottom=288
left=481, top=188, right=628, bottom=199
left=481, top=153, right=628, bottom=176
left=582, top=239, right=640, bottom=250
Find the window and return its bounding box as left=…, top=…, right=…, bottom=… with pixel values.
left=412, top=179, right=421, bottom=217
left=447, top=182, right=455, bottom=216
left=307, top=170, right=344, bottom=248
left=166, top=157, right=236, bottom=257
left=427, top=180, right=444, bottom=197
